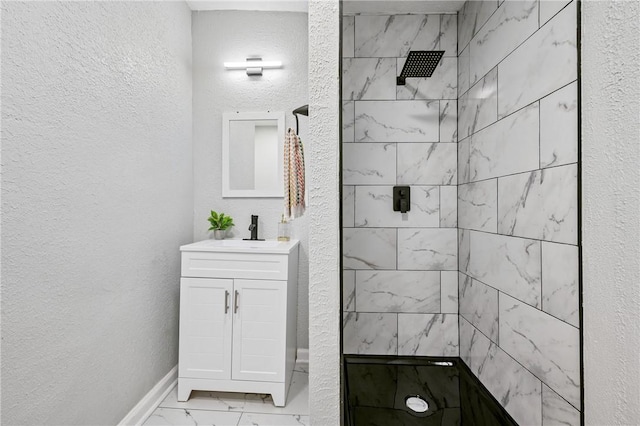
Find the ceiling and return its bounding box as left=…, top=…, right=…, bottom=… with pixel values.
left=344, top=1, right=464, bottom=14
left=186, top=1, right=308, bottom=13
left=186, top=0, right=465, bottom=14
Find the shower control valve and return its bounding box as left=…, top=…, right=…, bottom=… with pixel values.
left=393, top=186, right=411, bottom=214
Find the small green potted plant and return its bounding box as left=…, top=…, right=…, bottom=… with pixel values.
left=207, top=210, right=235, bottom=240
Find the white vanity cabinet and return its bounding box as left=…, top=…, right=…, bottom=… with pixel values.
left=178, top=239, right=299, bottom=406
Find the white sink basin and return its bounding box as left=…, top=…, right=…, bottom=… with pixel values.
left=218, top=239, right=281, bottom=248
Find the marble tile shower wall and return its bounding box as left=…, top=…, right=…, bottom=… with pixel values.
left=457, top=1, right=580, bottom=426
left=341, top=13, right=459, bottom=358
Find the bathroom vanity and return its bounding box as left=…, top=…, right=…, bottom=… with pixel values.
left=177, top=239, right=299, bottom=406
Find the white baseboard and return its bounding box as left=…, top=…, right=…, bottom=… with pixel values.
left=119, top=365, right=178, bottom=426
left=120, top=349, right=308, bottom=425
left=296, top=348, right=309, bottom=364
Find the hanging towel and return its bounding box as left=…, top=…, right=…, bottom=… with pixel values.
left=284, top=127, right=306, bottom=219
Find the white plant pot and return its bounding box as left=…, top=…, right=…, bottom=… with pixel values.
left=213, top=229, right=226, bottom=240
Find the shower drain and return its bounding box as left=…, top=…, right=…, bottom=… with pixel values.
left=405, top=395, right=429, bottom=413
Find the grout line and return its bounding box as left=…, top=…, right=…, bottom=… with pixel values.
left=455, top=10, right=459, bottom=57
left=539, top=99, right=542, bottom=169
left=395, top=57, right=400, bottom=101
left=354, top=270, right=359, bottom=312
left=345, top=269, right=463, bottom=273
left=441, top=161, right=578, bottom=188
left=496, top=177, right=500, bottom=234
left=342, top=55, right=458, bottom=60
left=538, top=0, right=541, bottom=29
left=457, top=264, right=461, bottom=350
left=541, top=380, right=544, bottom=426
left=438, top=185, right=442, bottom=227
left=344, top=309, right=450, bottom=317
left=396, top=311, right=399, bottom=355
left=462, top=314, right=579, bottom=412
left=395, top=227, right=399, bottom=270
left=438, top=14, right=442, bottom=51
left=345, top=226, right=455, bottom=230
left=351, top=100, right=357, bottom=142
left=343, top=141, right=458, bottom=145
left=352, top=98, right=459, bottom=103
left=497, top=288, right=500, bottom=346
left=395, top=142, right=399, bottom=185
left=461, top=267, right=579, bottom=331
left=438, top=99, right=442, bottom=142
left=540, top=241, right=544, bottom=311
left=351, top=186, right=356, bottom=228
left=353, top=270, right=357, bottom=312
left=496, top=65, right=500, bottom=119
left=352, top=15, right=356, bottom=58
left=465, top=225, right=579, bottom=247
left=440, top=271, right=443, bottom=314
left=343, top=184, right=456, bottom=189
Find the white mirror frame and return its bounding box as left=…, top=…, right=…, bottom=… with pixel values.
left=222, top=111, right=285, bottom=198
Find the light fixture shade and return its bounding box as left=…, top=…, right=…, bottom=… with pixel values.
left=223, top=60, right=283, bottom=69
left=224, top=57, right=282, bottom=76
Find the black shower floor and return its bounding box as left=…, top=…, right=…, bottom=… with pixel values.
left=344, top=356, right=518, bottom=426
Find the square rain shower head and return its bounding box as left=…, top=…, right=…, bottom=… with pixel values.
left=397, top=50, right=445, bottom=85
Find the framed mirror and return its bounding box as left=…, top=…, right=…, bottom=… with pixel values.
left=222, top=111, right=285, bottom=198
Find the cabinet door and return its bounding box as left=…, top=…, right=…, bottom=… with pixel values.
left=179, top=277, right=233, bottom=380
left=232, top=279, right=286, bottom=382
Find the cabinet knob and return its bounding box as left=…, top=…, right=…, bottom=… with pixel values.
left=225, top=290, right=230, bottom=314
left=234, top=290, right=240, bottom=313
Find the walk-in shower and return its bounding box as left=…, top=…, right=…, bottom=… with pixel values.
left=341, top=1, right=581, bottom=425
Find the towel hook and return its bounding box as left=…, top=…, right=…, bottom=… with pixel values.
left=292, top=104, right=308, bottom=134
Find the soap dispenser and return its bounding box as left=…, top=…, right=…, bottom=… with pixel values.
left=278, top=215, right=291, bottom=241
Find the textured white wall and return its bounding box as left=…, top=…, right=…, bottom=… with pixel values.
left=582, top=1, right=640, bottom=424
left=191, top=10, right=310, bottom=348
left=1, top=2, right=193, bottom=424
left=308, top=0, right=341, bottom=424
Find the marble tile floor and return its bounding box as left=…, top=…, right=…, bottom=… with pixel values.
left=143, top=364, right=309, bottom=426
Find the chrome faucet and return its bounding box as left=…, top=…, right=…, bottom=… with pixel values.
left=243, top=215, right=263, bottom=241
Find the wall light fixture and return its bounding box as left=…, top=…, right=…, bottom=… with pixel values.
left=223, top=57, right=282, bottom=76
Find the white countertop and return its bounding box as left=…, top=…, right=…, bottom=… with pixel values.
left=180, top=239, right=299, bottom=254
